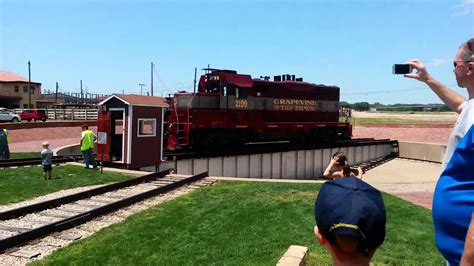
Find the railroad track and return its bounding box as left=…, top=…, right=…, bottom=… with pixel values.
left=1, top=139, right=395, bottom=166
left=0, top=170, right=211, bottom=254
left=163, top=138, right=398, bottom=160
left=0, top=155, right=82, bottom=168
left=340, top=154, right=396, bottom=180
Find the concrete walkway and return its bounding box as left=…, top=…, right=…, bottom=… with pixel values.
left=362, top=158, right=441, bottom=209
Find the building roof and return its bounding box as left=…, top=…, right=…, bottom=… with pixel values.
left=99, top=94, right=168, bottom=108
left=0, top=71, right=41, bottom=84
left=0, top=95, right=22, bottom=101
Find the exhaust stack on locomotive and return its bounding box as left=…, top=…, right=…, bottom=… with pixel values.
left=165, top=69, right=351, bottom=150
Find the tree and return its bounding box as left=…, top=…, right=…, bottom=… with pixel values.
left=340, top=101, right=351, bottom=108
left=352, top=102, right=370, bottom=111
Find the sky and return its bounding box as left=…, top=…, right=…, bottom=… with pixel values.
left=1, top=0, right=473, bottom=104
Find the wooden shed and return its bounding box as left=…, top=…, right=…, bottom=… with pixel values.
left=97, top=94, right=168, bottom=170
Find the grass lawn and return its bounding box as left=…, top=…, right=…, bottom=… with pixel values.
left=9, top=152, right=41, bottom=159
left=0, top=165, right=134, bottom=205
left=32, top=181, right=443, bottom=265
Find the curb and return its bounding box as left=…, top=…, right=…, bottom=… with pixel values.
left=277, top=245, right=308, bottom=266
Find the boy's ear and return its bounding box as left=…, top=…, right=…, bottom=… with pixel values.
left=314, top=226, right=327, bottom=245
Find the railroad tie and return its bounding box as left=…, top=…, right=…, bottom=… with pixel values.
left=37, top=212, right=72, bottom=219
left=8, top=249, right=41, bottom=259
left=0, top=225, right=31, bottom=233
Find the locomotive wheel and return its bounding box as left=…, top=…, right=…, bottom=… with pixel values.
left=190, top=131, right=207, bottom=149
left=339, top=130, right=351, bottom=140
left=320, top=127, right=337, bottom=143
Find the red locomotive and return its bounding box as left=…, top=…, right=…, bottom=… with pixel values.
left=165, top=69, right=352, bottom=150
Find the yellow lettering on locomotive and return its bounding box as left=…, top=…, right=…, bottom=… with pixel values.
left=235, top=99, right=248, bottom=108
left=273, top=98, right=317, bottom=111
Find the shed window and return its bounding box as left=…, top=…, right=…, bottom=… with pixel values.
left=137, top=118, right=156, bottom=137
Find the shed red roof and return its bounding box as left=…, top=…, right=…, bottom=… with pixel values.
left=101, top=94, right=168, bottom=108
left=0, top=71, right=41, bottom=84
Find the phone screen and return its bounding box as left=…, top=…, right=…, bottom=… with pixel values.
left=392, top=64, right=411, bottom=74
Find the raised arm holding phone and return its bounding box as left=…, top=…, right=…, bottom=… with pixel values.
left=402, top=38, right=474, bottom=265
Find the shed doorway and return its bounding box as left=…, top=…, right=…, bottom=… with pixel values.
left=110, top=109, right=125, bottom=162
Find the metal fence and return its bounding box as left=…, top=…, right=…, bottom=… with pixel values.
left=14, top=108, right=98, bottom=120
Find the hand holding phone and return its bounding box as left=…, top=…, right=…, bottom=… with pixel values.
left=393, top=64, right=411, bottom=74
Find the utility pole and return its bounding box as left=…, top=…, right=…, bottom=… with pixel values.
left=193, top=67, right=197, bottom=93
left=55, top=82, right=58, bottom=104
left=28, top=61, right=31, bottom=108
left=151, top=62, right=154, bottom=96
left=139, top=83, right=146, bottom=95
left=80, top=80, right=83, bottom=102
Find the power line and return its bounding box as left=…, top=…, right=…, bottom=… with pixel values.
left=152, top=66, right=167, bottom=89
left=341, top=83, right=458, bottom=96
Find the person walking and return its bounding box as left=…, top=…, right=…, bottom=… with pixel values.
left=41, top=141, right=53, bottom=180
left=405, top=38, right=474, bottom=265
left=0, top=128, right=10, bottom=159
left=80, top=124, right=98, bottom=169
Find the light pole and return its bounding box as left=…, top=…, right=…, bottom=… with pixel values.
left=28, top=61, right=31, bottom=108
left=139, top=83, right=146, bottom=95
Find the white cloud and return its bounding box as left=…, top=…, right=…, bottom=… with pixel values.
left=427, top=58, right=449, bottom=67
left=452, top=0, right=474, bottom=16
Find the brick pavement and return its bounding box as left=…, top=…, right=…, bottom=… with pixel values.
left=352, top=125, right=452, bottom=145
left=6, top=125, right=452, bottom=152
left=391, top=192, right=434, bottom=209
left=7, top=126, right=97, bottom=152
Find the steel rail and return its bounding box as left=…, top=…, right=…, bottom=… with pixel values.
left=0, top=170, right=171, bottom=220
left=0, top=155, right=82, bottom=168
left=315, top=154, right=397, bottom=179
left=164, top=139, right=398, bottom=160
left=0, top=171, right=208, bottom=252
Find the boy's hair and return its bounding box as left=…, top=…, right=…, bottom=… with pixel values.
left=342, top=165, right=352, bottom=176
left=82, top=124, right=89, bottom=130
left=332, top=151, right=347, bottom=166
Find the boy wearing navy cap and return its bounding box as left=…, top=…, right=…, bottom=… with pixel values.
left=314, top=176, right=386, bottom=265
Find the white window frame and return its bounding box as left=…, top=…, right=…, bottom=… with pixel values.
left=137, top=118, right=157, bottom=137
left=109, top=108, right=126, bottom=163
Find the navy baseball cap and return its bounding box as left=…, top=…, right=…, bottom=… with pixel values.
left=314, top=176, right=386, bottom=254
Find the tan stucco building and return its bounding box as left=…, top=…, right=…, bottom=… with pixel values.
left=0, top=71, right=41, bottom=109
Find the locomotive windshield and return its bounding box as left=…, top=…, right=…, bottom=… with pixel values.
left=204, top=80, right=229, bottom=96
left=204, top=81, right=220, bottom=93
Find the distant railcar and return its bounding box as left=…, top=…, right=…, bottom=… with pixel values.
left=165, top=69, right=352, bottom=150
